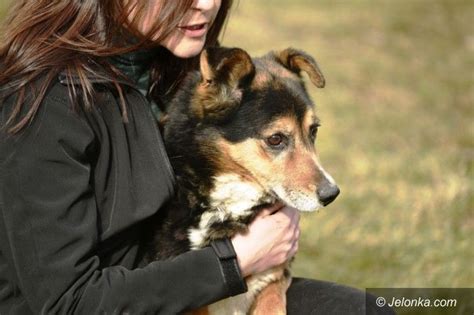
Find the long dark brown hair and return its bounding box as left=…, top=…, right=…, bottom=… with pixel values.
left=0, top=0, right=233, bottom=133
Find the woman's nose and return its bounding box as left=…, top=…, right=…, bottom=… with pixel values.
left=192, top=0, right=220, bottom=11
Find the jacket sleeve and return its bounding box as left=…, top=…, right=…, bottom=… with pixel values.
left=0, top=91, right=242, bottom=314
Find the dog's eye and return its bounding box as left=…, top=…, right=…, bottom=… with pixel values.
left=266, top=133, right=286, bottom=148
left=310, top=125, right=319, bottom=142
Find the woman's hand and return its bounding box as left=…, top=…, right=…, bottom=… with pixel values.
left=231, top=203, right=301, bottom=277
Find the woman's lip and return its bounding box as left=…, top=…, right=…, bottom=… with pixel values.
left=178, top=23, right=208, bottom=38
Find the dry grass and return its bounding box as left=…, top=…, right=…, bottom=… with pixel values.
left=223, top=0, right=473, bottom=288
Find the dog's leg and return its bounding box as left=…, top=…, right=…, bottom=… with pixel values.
left=249, top=277, right=292, bottom=315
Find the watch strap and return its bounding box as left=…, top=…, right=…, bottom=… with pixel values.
left=210, top=238, right=248, bottom=296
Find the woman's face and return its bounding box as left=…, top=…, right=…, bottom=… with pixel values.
left=135, top=0, right=222, bottom=58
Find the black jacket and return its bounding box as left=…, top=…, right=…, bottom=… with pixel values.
left=0, top=75, right=244, bottom=314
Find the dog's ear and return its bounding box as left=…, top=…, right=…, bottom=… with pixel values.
left=200, top=47, right=255, bottom=88
left=274, top=48, right=325, bottom=88
left=192, top=47, right=255, bottom=121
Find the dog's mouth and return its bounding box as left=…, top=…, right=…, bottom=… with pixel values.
left=269, top=187, right=324, bottom=212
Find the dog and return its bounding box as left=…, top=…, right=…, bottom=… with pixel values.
left=141, top=46, right=340, bottom=314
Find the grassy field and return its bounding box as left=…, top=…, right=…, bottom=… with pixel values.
left=1, top=0, right=472, bottom=290
left=223, top=0, right=473, bottom=288
left=0, top=2, right=8, bottom=20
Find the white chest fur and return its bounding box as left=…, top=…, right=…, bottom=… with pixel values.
left=187, top=174, right=282, bottom=314
left=188, top=174, right=272, bottom=250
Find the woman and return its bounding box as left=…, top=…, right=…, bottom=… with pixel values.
left=0, top=0, right=392, bottom=314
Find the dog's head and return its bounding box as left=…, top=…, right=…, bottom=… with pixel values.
left=165, top=47, right=339, bottom=213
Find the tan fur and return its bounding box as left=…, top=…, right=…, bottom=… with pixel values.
left=206, top=265, right=289, bottom=315
left=200, top=50, right=214, bottom=83
left=212, top=112, right=327, bottom=212
left=302, top=110, right=319, bottom=141
left=274, top=48, right=325, bottom=88
left=250, top=277, right=291, bottom=315
left=284, top=110, right=322, bottom=191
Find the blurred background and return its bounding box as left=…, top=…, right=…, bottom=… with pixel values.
left=222, top=0, right=473, bottom=289
left=1, top=0, right=472, bottom=289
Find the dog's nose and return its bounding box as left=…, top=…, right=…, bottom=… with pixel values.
left=317, top=184, right=340, bottom=206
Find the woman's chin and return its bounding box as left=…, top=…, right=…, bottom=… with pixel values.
left=164, top=38, right=207, bottom=59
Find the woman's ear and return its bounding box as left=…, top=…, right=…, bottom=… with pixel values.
left=192, top=47, right=255, bottom=122
left=274, top=48, right=325, bottom=88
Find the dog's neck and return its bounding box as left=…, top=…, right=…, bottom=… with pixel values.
left=174, top=169, right=273, bottom=209
left=208, top=173, right=275, bottom=217
left=184, top=173, right=276, bottom=249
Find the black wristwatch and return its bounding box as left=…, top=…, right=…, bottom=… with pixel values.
left=210, top=238, right=248, bottom=296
